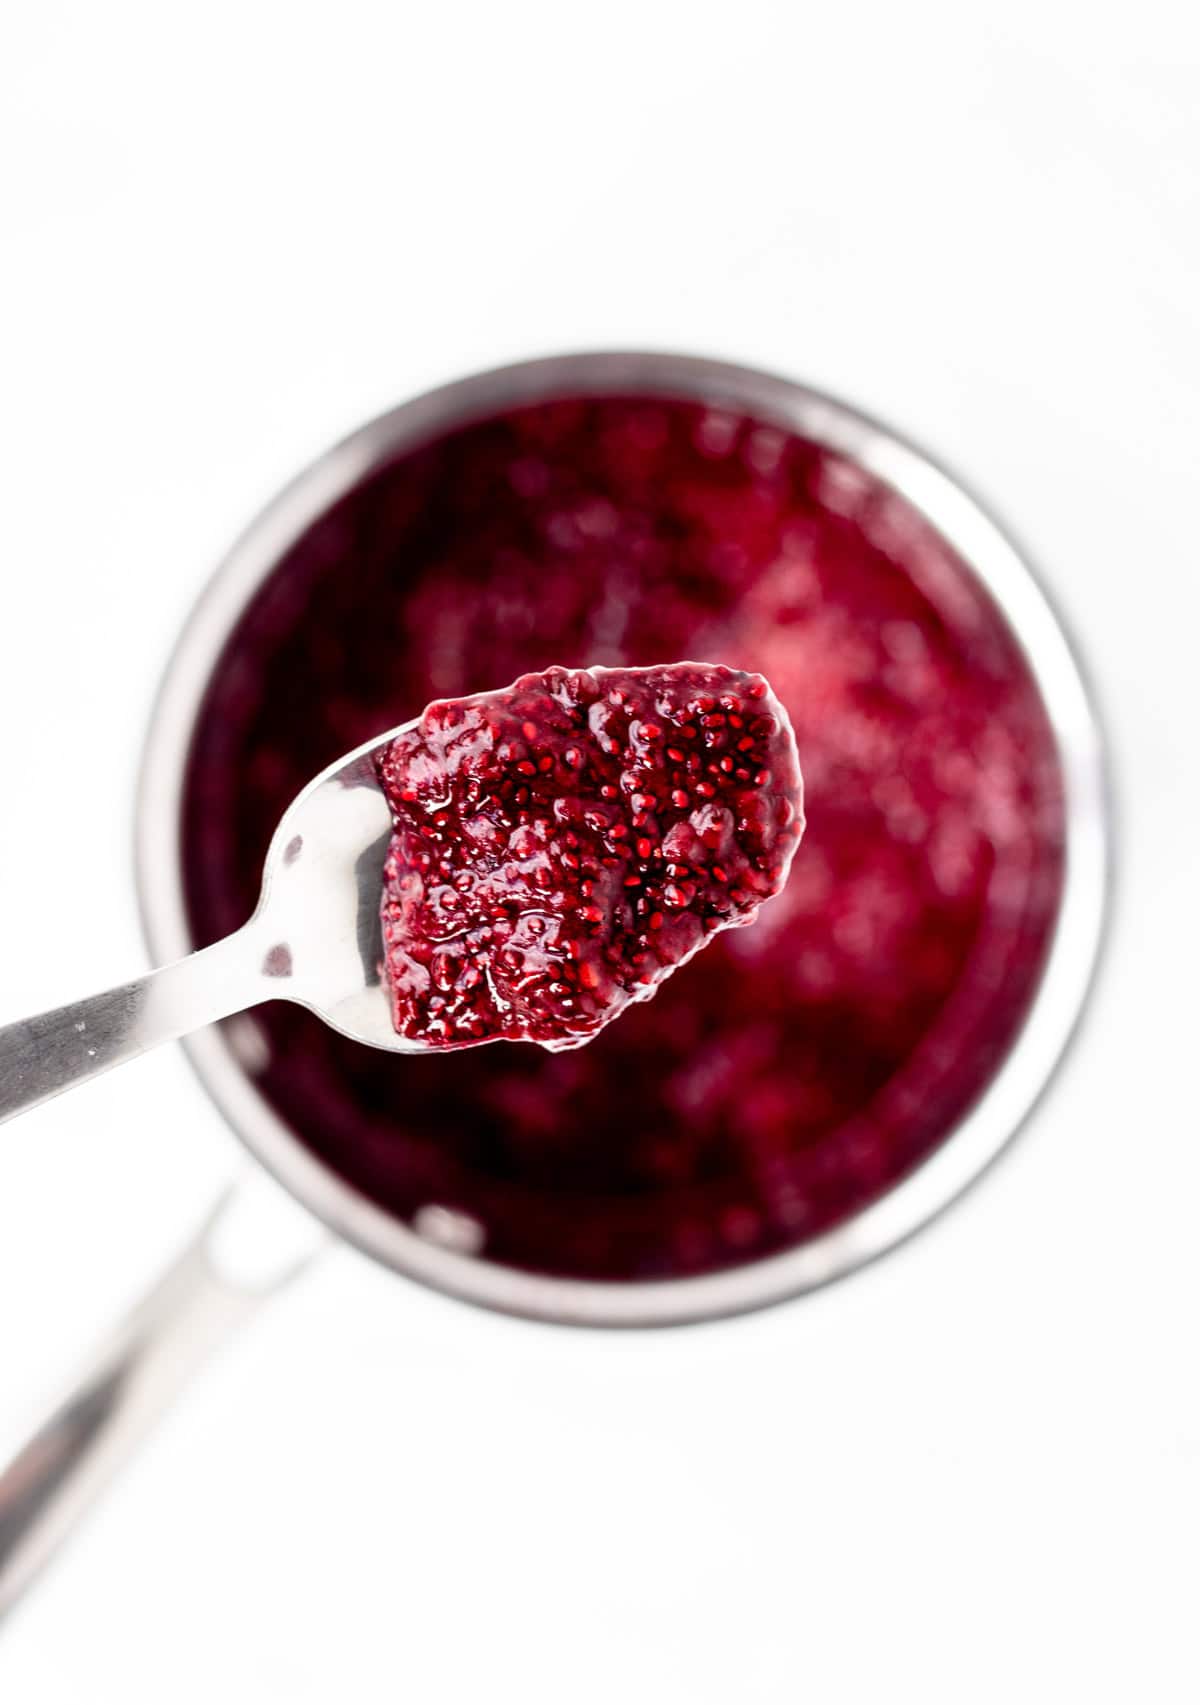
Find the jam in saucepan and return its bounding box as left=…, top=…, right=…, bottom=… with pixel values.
left=182, top=396, right=1065, bottom=1281
left=376, top=663, right=804, bottom=1051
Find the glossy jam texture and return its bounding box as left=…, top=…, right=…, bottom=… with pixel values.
left=182, top=396, right=1065, bottom=1281
left=376, top=663, right=804, bottom=1050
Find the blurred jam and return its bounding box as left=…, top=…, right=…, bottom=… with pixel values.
left=182, top=397, right=1065, bottom=1281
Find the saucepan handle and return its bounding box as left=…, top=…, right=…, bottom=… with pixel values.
left=0, top=1173, right=322, bottom=1620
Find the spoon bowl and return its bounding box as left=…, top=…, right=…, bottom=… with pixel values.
left=251, top=719, right=424, bottom=1052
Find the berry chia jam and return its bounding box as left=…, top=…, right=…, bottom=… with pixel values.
left=376, top=663, right=804, bottom=1051
left=181, top=395, right=1065, bottom=1282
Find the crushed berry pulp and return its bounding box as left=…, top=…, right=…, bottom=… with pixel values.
left=182, top=394, right=1066, bottom=1282
left=376, top=663, right=804, bottom=1050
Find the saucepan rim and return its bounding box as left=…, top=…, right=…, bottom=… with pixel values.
left=134, top=351, right=1112, bottom=1327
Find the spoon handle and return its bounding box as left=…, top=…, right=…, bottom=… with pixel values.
left=0, top=923, right=271, bottom=1127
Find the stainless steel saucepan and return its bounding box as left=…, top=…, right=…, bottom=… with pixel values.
left=0, top=353, right=1112, bottom=1618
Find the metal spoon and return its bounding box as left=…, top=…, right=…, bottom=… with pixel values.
left=0, top=720, right=424, bottom=1127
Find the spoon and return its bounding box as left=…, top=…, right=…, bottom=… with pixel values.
left=1, top=660, right=804, bottom=1127
left=0, top=719, right=426, bottom=1127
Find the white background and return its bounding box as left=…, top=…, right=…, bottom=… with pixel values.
left=1, top=4, right=1197, bottom=1699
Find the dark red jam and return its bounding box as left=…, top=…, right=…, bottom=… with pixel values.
left=182, top=395, right=1066, bottom=1282
left=376, top=663, right=804, bottom=1051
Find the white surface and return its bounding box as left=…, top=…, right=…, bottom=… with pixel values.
left=0, top=3, right=1196, bottom=1699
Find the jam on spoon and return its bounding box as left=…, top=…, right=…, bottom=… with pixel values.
left=375, top=662, right=804, bottom=1051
